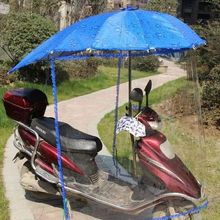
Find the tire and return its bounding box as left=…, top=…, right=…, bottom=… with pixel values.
left=152, top=200, right=202, bottom=220
left=25, top=190, right=60, bottom=200
left=20, top=161, right=59, bottom=198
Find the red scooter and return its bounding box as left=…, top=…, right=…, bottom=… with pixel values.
left=3, top=80, right=206, bottom=219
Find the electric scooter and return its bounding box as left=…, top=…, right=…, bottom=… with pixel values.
left=2, top=80, right=206, bottom=218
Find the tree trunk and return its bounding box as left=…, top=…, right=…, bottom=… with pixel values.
left=9, top=0, right=19, bottom=11
left=191, top=0, right=200, bottom=24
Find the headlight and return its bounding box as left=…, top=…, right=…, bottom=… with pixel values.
left=148, top=121, right=162, bottom=130
left=160, top=140, right=175, bottom=159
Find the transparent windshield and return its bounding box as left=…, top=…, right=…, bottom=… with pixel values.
left=52, top=55, right=208, bottom=220
left=19, top=55, right=210, bottom=220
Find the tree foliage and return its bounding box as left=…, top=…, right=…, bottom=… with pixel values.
left=30, top=0, right=60, bottom=21
left=68, top=0, right=107, bottom=23
left=0, top=0, right=105, bottom=84
left=8, top=0, right=59, bottom=15
left=8, top=0, right=107, bottom=23
left=0, top=13, right=57, bottom=63
left=144, top=0, right=178, bottom=15
left=6, top=0, right=60, bottom=28
left=89, top=0, right=107, bottom=15
left=195, top=20, right=220, bottom=126
left=125, top=56, right=160, bottom=72
left=0, top=13, right=57, bottom=82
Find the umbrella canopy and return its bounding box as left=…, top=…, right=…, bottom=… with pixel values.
left=9, top=6, right=205, bottom=73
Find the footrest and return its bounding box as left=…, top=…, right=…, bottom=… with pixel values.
left=36, top=165, right=58, bottom=184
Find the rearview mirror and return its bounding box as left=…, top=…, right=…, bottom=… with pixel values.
left=144, top=80, right=152, bottom=95
left=144, top=80, right=152, bottom=107
left=130, top=88, right=143, bottom=103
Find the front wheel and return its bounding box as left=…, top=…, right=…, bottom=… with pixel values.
left=152, top=200, right=202, bottom=220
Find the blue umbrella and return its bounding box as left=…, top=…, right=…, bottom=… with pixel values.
left=9, top=6, right=205, bottom=73
left=8, top=6, right=206, bottom=220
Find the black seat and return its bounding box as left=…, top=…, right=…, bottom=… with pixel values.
left=31, top=117, right=102, bottom=155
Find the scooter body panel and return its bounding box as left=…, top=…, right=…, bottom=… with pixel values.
left=137, top=131, right=201, bottom=199
left=18, top=126, right=84, bottom=175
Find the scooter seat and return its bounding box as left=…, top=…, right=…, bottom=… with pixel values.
left=31, top=117, right=102, bottom=155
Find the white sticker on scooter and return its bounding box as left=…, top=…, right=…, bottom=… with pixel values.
left=116, top=116, right=146, bottom=137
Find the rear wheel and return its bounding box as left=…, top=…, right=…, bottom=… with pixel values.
left=153, top=200, right=202, bottom=220
left=20, top=161, right=59, bottom=199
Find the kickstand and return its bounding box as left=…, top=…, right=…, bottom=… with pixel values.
left=12, top=152, right=25, bottom=163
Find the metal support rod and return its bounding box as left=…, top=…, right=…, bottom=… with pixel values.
left=128, top=51, right=132, bottom=117
left=128, top=51, right=137, bottom=176
left=16, top=121, right=39, bottom=171
left=50, top=58, right=70, bottom=220
left=130, top=135, right=137, bottom=176
left=190, top=51, right=205, bottom=143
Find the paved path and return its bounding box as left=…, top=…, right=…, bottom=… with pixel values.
left=3, top=60, right=185, bottom=220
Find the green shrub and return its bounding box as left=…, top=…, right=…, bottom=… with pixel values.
left=202, top=65, right=220, bottom=108
left=0, top=61, right=16, bottom=85
left=125, top=56, right=160, bottom=72
left=100, top=58, right=118, bottom=68
left=201, top=65, right=220, bottom=127
left=101, top=56, right=160, bottom=73
left=0, top=13, right=100, bottom=84
left=195, top=21, right=220, bottom=126
left=60, top=58, right=99, bottom=80
left=0, top=12, right=57, bottom=83
left=0, top=63, right=9, bottom=85
left=143, top=0, right=177, bottom=16
left=1, top=13, right=57, bottom=62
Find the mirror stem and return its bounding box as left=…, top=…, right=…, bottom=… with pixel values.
left=138, top=101, right=142, bottom=112
left=146, top=96, right=148, bottom=107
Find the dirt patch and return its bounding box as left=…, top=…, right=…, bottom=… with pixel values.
left=154, top=88, right=220, bottom=139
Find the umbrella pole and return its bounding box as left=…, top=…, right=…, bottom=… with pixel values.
left=128, top=52, right=132, bottom=117
left=50, top=59, right=70, bottom=220
left=128, top=51, right=137, bottom=176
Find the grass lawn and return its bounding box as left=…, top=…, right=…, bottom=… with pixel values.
left=162, top=117, right=220, bottom=220
left=98, top=77, right=219, bottom=219
left=0, top=65, right=157, bottom=220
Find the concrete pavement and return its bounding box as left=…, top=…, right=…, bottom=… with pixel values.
left=3, top=59, right=185, bottom=220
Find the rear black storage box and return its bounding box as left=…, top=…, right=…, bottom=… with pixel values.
left=3, top=88, right=48, bottom=124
